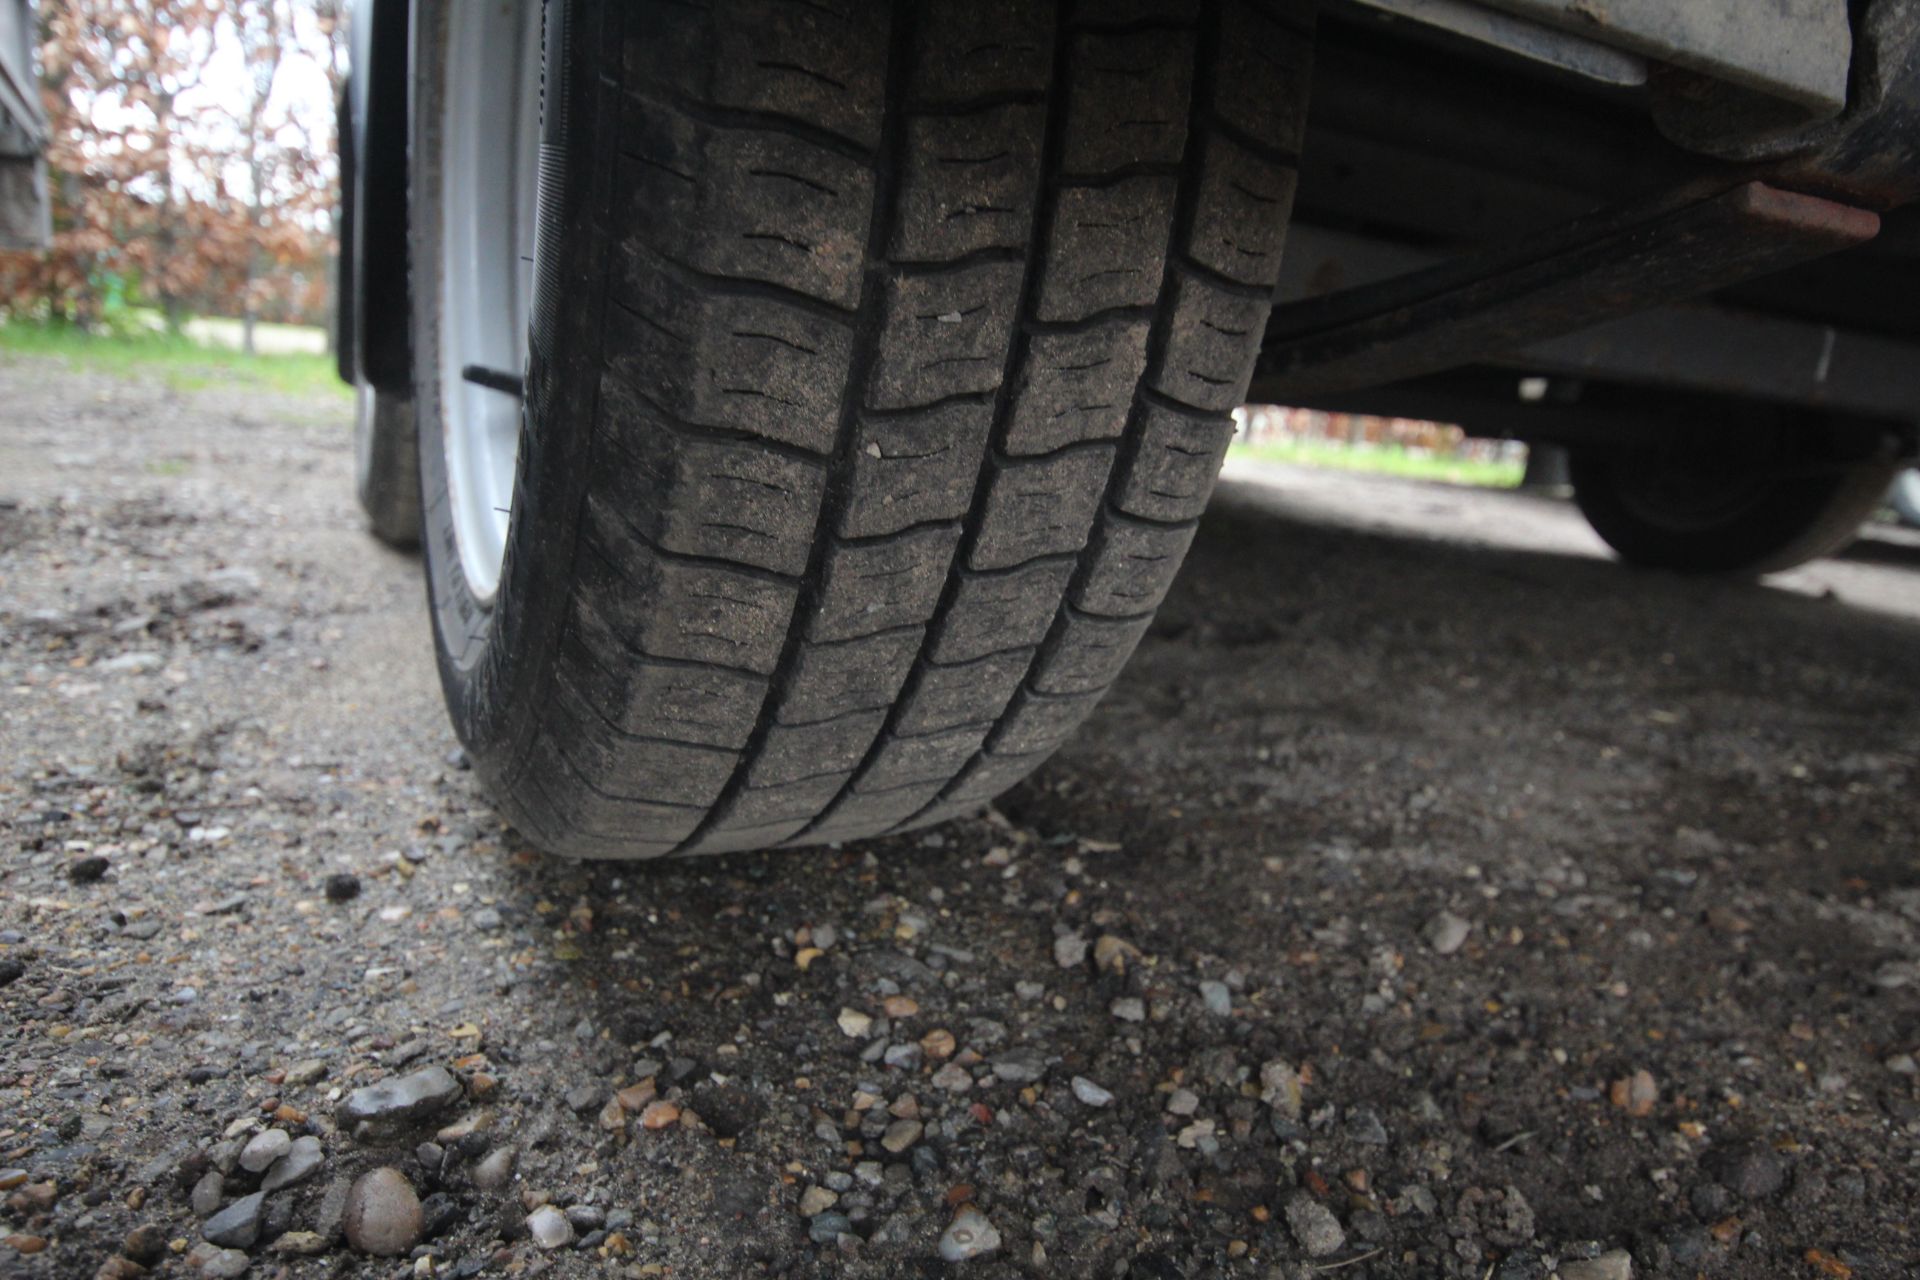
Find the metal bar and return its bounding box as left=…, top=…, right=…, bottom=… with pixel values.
left=1346, top=0, right=1647, bottom=86
left=1256, top=181, right=1880, bottom=400
left=1479, top=0, right=1851, bottom=118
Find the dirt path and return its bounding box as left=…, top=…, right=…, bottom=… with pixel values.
left=3, top=358, right=1917, bottom=1279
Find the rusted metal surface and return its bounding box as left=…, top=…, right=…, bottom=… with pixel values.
left=1480, top=0, right=1850, bottom=118
left=1255, top=181, right=1880, bottom=401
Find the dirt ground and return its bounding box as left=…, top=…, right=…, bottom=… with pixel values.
left=3, top=358, right=1918, bottom=1280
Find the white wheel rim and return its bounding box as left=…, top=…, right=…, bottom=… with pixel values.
left=437, top=0, right=543, bottom=605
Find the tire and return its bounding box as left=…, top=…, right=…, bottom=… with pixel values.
left=1569, top=447, right=1897, bottom=576
left=354, top=383, right=422, bottom=549
left=412, top=0, right=1314, bottom=858
left=1889, top=469, right=1920, bottom=528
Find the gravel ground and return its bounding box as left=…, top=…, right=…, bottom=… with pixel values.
left=3, top=357, right=1919, bottom=1280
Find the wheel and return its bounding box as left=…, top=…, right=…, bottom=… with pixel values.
left=411, top=0, right=1313, bottom=858
left=1889, top=469, right=1920, bottom=528
left=353, top=383, right=421, bottom=549
left=1568, top=447, right=1897, bottom=575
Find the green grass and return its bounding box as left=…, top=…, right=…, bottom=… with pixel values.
left=1230, top=437, right=1524, bottom=489
left=0, top=321, right=352, bottom=401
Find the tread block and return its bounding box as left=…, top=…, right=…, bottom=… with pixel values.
left=1114, top=400, right=1235, bottom=521
left=1060, top=28, right=1195, bottom=175
left=814, top=778, right=949, bottom=838
left=970, top=447, right=1114, bottom=571
left=684, top=816, right=812, bottom=854
left=615, top=104, right=876, bottom=309
left=747, top=713, right=888, bottom=788
left=1030, top=611, right=1152, bottom=694
left=724, top=776, right=846, bottom=827
left=532, top=739, right=712, bottom=840
left=992, top=686, right=1103, bottom=755
left=893, top=106, right=1046, bottom=262
left=1074, top=512, right=1196, bottom=617
left=626, top=0, right=891, bottom=151
left=596, top=380, right=828, bottom=576
left=1006, top=322, right=1151, bottom=455
left=778, top=628, right=924, bottom=725
left=606, top=251, right=853, bottom=453
left=870, top=262, right=1025, bottom=410
left=1209, top=0, right=1314, bottom=154
left=897, top=649, right=1033, bottom=735
left=841, top=399, right=994, bottom=538
left=930, top=559, right=1075, bottom=662
left=912, top=1, right=1054, bottom=103
left=1186, top=130, right=1298, bottom=289
left=562, top=610, right=768, bottom=750
left=1150, top=272, right=1269, bottom=412
left=550, top=676, right=740, bottom=808
left=581, top=509, right=799, bottom=675
left=1037, top=177, right=1178, bottom=321
left=858, top=723, right=993, bottom=792
left=809, top=523, right=963, bottom=642
left=941, top=748, right=1050, bottom=808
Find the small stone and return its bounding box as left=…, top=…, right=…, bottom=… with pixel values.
left=184, top=1244, right=248, bottom=1278
left=1092, top=935, right=1141, bottom=974
left=1701, top=1140, right=1786, bottom=1200
left=122, top=1224, right=168, bottom=1266
left=323, top=874, right=360, bottom=902
left=1610, top=1068, right=1658, bottom=1118
left=1423, top=910, right=1471, bottom=955
left=991, top=1048, right=1046, bottom=1084
left=271, top=1231, right=328, bottom=1256
left=1111, top=997, right=1145, bottom=1023
left=470, top=907, right=503, bottom=931
left=68, top=855, right=111, bottom=884
left=238, top=1129, right=290, bottom=1174
left=798, top=1186, right=838, bottom=1216
left=260, top=1136, right=324, bottom=1193
left=281, top=1059, right=327, bottom=1087
left=338, top=1066, right=462, bottom=1133
left=1285, top=1192, right=1345, bottom=1257
left=343, top=1168, right=424, bottom=1257
left=1166, top=1088, right=1200, bottom=1116
left=564, top=1082, right=606, bottom=1114
left=1198, top=980, right=1232, bottom=1016
left=939, top=1205, right=1002, bottom=1262
left=1346, top=1108, right=1389, bottom=1146
left=809, top=1211, right=853, bottom=1243
left=525, top=1204, right=574, bottom=1250
left=919, top=1028, right=957, bottom=1060
left=471, top=1146, right=516, bottom=1192
left=1070, top=1076, right=1114, bottom=1107
left=837, top=1007, right=873, bottom=1038
left=1052, top=935, right=1088, bottom=968
left=190, top=1170, right=225, bottom=1218
left=95, top=1256, right=144, bottom=1280
left=639, top=1101, right=681, bottom=1130
left=932, top=1063, right=972, bottom=1093
left=1260, top=1060, right=1303, bottom=1120
left=203, top=1192, right=265, bottom=1249
left=5, top=1235, right=48, bottom=1255
left=880, top=1120, right=922, bottom=1153
left=1557, top=1250, right=1633, bottom=1280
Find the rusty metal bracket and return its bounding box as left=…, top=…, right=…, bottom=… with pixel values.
left=1254, top=181, right=1879, bottom=401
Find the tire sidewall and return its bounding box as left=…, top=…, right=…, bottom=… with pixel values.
left=412, top=0, right=604, bottom=811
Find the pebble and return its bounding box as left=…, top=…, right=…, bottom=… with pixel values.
left=184, top=1244, right=249, bottom=1278
left=880, top=1119, right=922, bottom=1153
left=1111, top=997, right=1145, bottom=1022
left=323, top=873, right=360, bottom=902
left=639, top=1101, right=681, bottom=1130
left=1198, top=980, right=1232, bottom=1016
left=808, top=1211, right=853, bottom=1243
left=1052, top=935, right=1088, bottom=968
left=122, top=1224, right=167, bottom=1266
left=1557, top=1251, right=1633, bottom=1280
left=343, top=1168, right=424, bottom=1257
left=1071, top=1076, right=1114, bottom=1107
left=67, top=855, right=110, bottom=883
left=190, top=1170, right=225, bottom=1217
left=991, top=1048, right=1046, bottom=1084
left=837, top=1007, right=873, bottom=1038
left=938, top=1205, right=1002, bottom=1262
left=1423, top=910, right=1472, bottom=955
left=470, top=907, right=503, bottom=931
left=338, top=1066, right=463, bottom=1132
left=526, top=1204, right=574, bottom=1250
left=1701, top=1140, right=1785, bottom=1200
left=1285, top=1192, right=1346, bottom=1257
left=1166, top=1088, right=1199, bottom=1116
left=932, top=1063, right=972, bottom=1093
left=798, top=1186, right=838, bottom=1216
left=203, top=1192, right=265, bottom=1249
left=238, top=1129, right=290, bottom=1173
left=259, top=1135, right=323, bottom=1193
left=472, top=1146, right=516, bottom=1191
left=271, top=1231, right=329, bottom=1256
left=282, top=1059, right=328, bottom=1087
